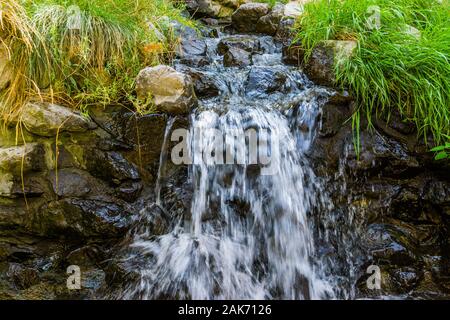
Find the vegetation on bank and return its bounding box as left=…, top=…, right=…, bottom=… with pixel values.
left=294, top=0, right=450, bottom=150
left=0, top=0, right=194, bottom=123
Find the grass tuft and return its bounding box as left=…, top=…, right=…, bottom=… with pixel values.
left=294, top=0, right=450, bottom=149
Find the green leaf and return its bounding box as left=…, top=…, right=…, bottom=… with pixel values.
left=435, top=152, right=449, bottom=160
left=430, top=145, right=446, bottom=152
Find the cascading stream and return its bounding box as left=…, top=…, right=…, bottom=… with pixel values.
left=114, top=27, right=356, bottom=300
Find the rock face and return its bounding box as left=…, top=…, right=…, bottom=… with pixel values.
left=232, top=3, right=270, bottom=33
left=136, top=65, right=198, bottom=114
left=304, top=40, right=357, bottom=86
left=21, top=102, right=97, bottom=137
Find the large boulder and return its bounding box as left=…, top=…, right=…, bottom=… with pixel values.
left=232, top=3, right=270, bottom=33
left=135, top=65, right=197, bottom=115
left=305, top=40, right=357, bottom=86
left=21, top=102, right=97, bottom=137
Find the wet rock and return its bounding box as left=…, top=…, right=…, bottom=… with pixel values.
left=258, top=36, right=281, bottom=54
left=305, top=40, right=357, bottom=86
left=276, top=16, right=296, bottom=43
left=178, top=56, right=211, bottom=68
left=389, top=267, right=422, bottom=293
left=136, top=65, right=198, bottom=115
left=0, top=143, right=47, bottom=176
left=176, top=30, right=207, bottom=58
left=6, top=263, right=40, bottom=289
left=319, top=102, right=352, bottom=137
left=245, top=66, right=287, bottom=96
left=134, top=203, right=174, bottom=236
left=85, top=150, right=139, bottom=185
left=256, top=4, right=285, bottom=35
left=217, top=35, right=260, bottom=55
left=121, top=113, right=171, bottom=177
left=366, top=223, right=417, bottom=267
left=223, top=47, right=252, bottom=67
left=176, top=67, right=220, bottom=98
left=232, top=3, right=270, bottom=33
left=117, top=180, right=143, bottom=203
left=49, top=168, right=94, bottom=198
left=346, top=131, right=420, bottom=177
left=0, top=47, right=13, bottom=92
left=21, top=102, right=96, bottom=137
left=282, top=44, right=305, bottom=65
left=1, top=174, right=48, bottom=199
left=66, top=245, right=105, bottom=267
left=35, top=199, right=132, bottom=238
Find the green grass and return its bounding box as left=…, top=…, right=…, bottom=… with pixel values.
left=0, top=0, right=194, bottom=122
left=294, top=0, right=450, bottom=151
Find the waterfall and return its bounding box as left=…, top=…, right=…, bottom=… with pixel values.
left=113, top=28, right=352, bottom=301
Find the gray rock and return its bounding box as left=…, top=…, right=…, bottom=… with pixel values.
left=256, top=3, right=285, bottom=35
left=86, top=150, right=140, bottom=185
left=185, top=0, right=242, bottom=18
left=34, top=199, right=132, bottom=238
left=0, top=143, right=47, bottom=175
left=217, top=35, right=260, bottom=55
left=21, top=102, right=96, bottom=137
left=305, top=40, right=357, bottom=86
left=232, top=3, right=270, bottom=33
left=6, top=263, right=40, bottom=289
left=176, top=66, right=220, bottom=98
left=223, top=47, right=252, bottom=67
left=245, top=66, right=287, bottom=96
left=135, top=65, right=198, bottom=115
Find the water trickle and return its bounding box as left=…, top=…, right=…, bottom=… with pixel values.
left=155, top=116, right=177, bottom=206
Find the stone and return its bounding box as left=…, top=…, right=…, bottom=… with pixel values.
left=217, top=35, right=260, bottom=55
left=305, top=40, right=357, bottom=86
left=49, top=168, right=94, bottom=198
left=135, top=65, right=198, bottom=115
left=185, top=0, right=243, bottom=18
left=256, top=3, right=285, bottom=35
left=282, top=44, right=305, bottom=65
left=176, top=66, right=220, bottom=98
left=6, top=263, right=40, bottom=290
left=0, top=47, right=13, bottom=92
left=21, top=102, right=96, bottom=137
left=85, top=150, right=140, bottom=185
left=284, top=0, right=311, bottom=18
left=34, top=199, right=132, bottom=238
left=232, top=3, right=270, bottom=33
left=223, top=47, right=252, bottom=67
left=0, top=143, right=47, bottom=175
left=245, top=66, right=287, bottom=97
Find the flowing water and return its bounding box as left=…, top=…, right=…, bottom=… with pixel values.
left=113, top=29, right=361, bottom=300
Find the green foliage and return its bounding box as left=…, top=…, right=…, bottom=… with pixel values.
left=431, top=135, right=450, bottom=161
left=256, top=0, right=288, bottom=6
left=294, top=0, right=450, bottom=153
left=1, top=0, right=195, bottom=120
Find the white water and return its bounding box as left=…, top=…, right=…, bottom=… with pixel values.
left=116, top=31, right=349, bottom=300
